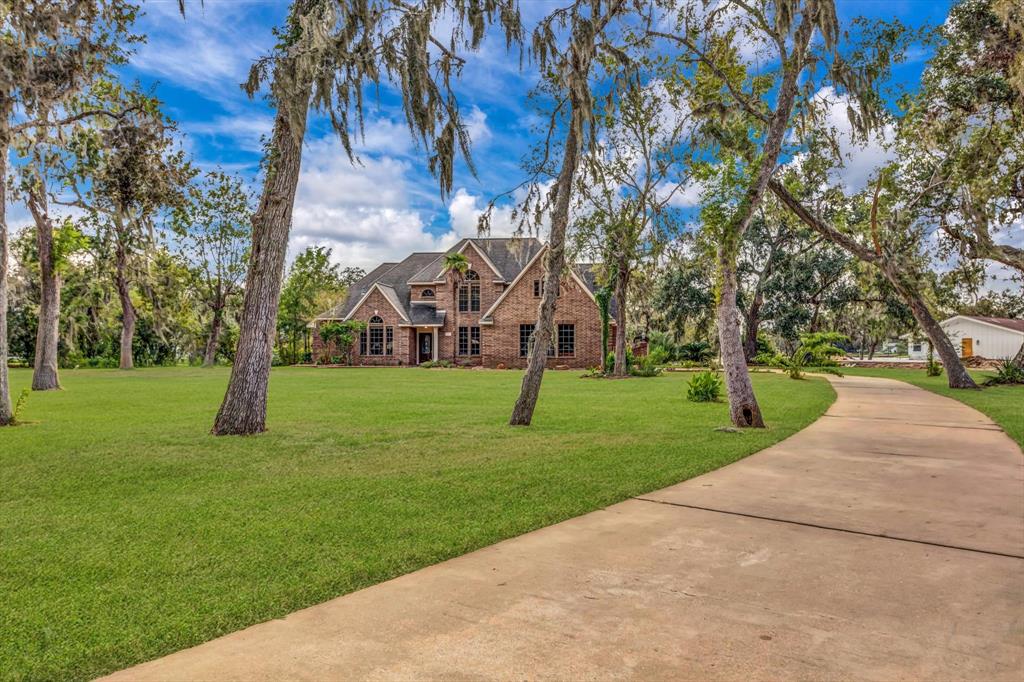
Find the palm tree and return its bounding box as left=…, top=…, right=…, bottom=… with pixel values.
left=441, top=252, right=469, bottom=361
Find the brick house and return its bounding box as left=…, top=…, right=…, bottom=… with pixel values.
left=310, top=237, right=613, bottom=368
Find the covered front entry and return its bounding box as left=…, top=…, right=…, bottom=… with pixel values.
left=417, top=330, right=436, bottom=364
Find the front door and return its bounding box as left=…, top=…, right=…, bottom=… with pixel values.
left=418, top=332, right=433, bottom=363
left=961, top=337, right=973, bottom=358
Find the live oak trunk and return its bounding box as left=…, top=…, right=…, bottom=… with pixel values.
left=114, top=222, right=135, bottom=370
left=202, top=305, right=224, bottom=367
left=0, top=136, right=13, bottom=425
left=717, top=246, right=766, bottom=427
left=509, top=43, right=591, bottom=426
left=613, top=260, right=628, bottom=377
left=27, top=189, right=61, bottom=390
left=883, top=266, right=977, bottom=389
left=1015, top=342, right=1024, bottom=367
left=742, top=287, right=764, bottom=363
left=213, top=75, right=312, bottom=435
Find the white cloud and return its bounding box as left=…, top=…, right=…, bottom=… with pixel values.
left=288, top=137, right=516, bottom=271
left=811, top=86, right=896, bottom=193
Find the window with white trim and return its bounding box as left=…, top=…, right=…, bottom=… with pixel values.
left=519, top=323, right=555, bottom=358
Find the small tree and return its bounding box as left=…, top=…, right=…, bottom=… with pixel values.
left=173, top=171, right=253, bottom=367
left=318, top=320, right=366, bottom=364
left=441, top=252, right=470, bottom=361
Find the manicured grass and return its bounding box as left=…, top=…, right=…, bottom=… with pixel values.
left=841, top=367, right=1024, bottom=447
left=1, top=367, right=834, bottom=681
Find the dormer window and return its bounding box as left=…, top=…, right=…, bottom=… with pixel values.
left=421, top=288, right=435, bottom=298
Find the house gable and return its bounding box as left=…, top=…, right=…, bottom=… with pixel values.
left=480, top=245, right=599, bottom=324
left=343, top=283, right=410, bottom=324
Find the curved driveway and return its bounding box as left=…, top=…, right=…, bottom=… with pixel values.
left=104, top=376, right=1024, bottom=681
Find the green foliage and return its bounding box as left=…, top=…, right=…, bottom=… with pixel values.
left=687, top=370, right=723, bottom=402
left=419, top=359, right=454, bottom=368
left=12, top=389, right=30, bottom=424
left=318, top=320, right=366, bottom=365
left=630, top=354, right=663, bottom=377
left=984, top=358, right=1024, bottom=386
left=925, top=357, right=944, bottom=377
left=606, top=346, right=634, bottom=373
left=278, top=246, right=363, bottom=365
left=779, top=332, right=848, bottom=380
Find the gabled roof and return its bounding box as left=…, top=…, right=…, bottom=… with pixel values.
left=946, top=315, right=1024, bottom=335
left=314, top=252, right=440, bottom=323
left=408, top=237, right=544, bottom=283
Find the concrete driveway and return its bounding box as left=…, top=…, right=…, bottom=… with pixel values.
left=104, top=376, right=1024, bottom=681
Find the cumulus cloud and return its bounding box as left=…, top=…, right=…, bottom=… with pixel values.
left=810, top=86, right=896, bottom=193
left=288, top=137, right=517, bottom=271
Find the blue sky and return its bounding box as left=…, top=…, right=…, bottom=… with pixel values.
left=109, top=1, right=957, bottom=270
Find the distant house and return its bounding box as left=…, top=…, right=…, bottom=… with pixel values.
left=903, top=315, right=1024, bottom=361
left=310, top=237, right=614, bottom=368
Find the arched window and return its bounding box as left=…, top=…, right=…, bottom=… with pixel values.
left=421, top=288, right=435, bottom=298
left=366, top=315, right=391, bottom=356
left=459, top=270, right=481, bottom=312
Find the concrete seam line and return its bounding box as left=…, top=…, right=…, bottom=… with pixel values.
left=819, top=415, right=1001, bottom=431
left=632, top=497, right=1024, bottom=561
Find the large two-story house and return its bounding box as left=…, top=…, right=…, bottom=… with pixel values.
left=310, top=237, right=612, bottom=368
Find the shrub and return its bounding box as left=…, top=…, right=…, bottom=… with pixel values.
left=646, top=346, right=671, bottom=367
left=752, top=351, right=783, bottom=366
left=580, top=366, right=605, bottom=379
left=606, top=347, right=634, bottom=373
left=678, top=340, right=713, bottom=362
left=630, top=355, right=663, bottom=377
left=925, top=358, right=943, bottom=377
left=420, top=359, right=454, bottom=368
left=687, top=370, right=722, bottom=402
left=12, top=388, right=30, bottom=424
left=984, top=358, right=1024, bottom=385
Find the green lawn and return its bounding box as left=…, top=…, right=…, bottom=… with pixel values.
left=841, top=367, right=1024, bottom=447
left=1, top=367, right=834, bottom=681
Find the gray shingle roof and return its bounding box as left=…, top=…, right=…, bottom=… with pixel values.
left=408, top=237, right=544, bottom=283
left=408, top=304, right=446, bottom=326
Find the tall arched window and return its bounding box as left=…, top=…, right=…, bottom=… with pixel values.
left=367, top=315, right=386, bottom=355
left=459, top=270, right=481, bottom=312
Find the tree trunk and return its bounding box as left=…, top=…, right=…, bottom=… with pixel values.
left=613, top=261, right=628, bottom=377
left=0, top=136, right=13, bottom=425
left=868, top=338, right=878, bottom=360
left=202, top=305, right=223, bottom=367
left=742, top=288, right=763, bottom=362
left=213, top=73, right=312, bottom=435
left=509, top=38, right=592, bottom=426
left=717, top=246, right=766, bottom=428
left=27, top=188, right=61, bottom=390
left=884, top=267, right=977, bottom=389
left=114, top=234, right=135, bottom=370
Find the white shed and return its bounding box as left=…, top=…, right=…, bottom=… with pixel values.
left=904, top=315, right=1024, bottom=361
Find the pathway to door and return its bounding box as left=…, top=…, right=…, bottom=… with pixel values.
left=104, top=376, right=1024, bottom=681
